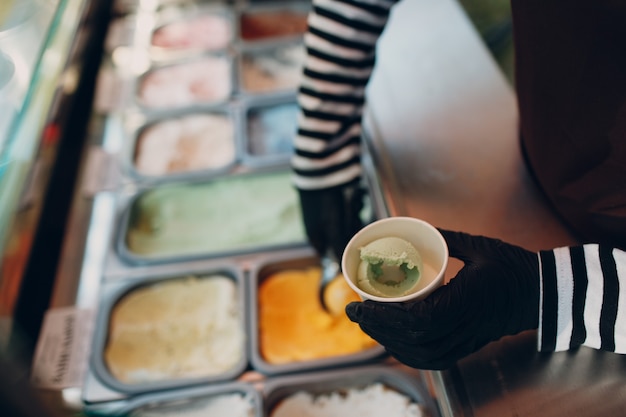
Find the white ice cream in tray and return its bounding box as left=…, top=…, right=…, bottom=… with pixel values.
left=263, top=366, right=437, bottom=417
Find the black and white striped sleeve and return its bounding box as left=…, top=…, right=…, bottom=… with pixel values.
left=538, top=244, right=626, bottom=353
left=292, top=0, right=399, bottom=190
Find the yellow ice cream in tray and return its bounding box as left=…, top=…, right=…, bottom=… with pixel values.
left=89, top=267, right=248, bottom=395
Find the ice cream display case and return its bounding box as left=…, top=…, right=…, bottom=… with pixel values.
left=34, top=0, right=626, bottom=416
left=39, top=0, right=437, bottom=414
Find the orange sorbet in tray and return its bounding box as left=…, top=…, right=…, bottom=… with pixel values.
left=258, top=266, right=377, bottom=364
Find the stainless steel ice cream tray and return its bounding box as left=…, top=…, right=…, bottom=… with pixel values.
left=114, top=168, right=307, bottom=265
left=106, top=3, right=236, bottom=61
left=247, top=249, right=387, bottom=376
left=117, top=104, right=244, bottom=185
left=235, top=38, right=305, bottom=98
left=149, top=3, right=236, bottom=62
left=263, top=365, right=440, bottom=417
left=238, top=93, right=299, bottom=169
left=133, top=51, right=237, bottom=115
left=235, top=0, right=311, bottom=47
left=89, top=263, right=250, bottom=396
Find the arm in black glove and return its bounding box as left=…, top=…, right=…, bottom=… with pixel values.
left=298, top=179, right=367, bottom=261
left=346, top=229, right=540, bottom=370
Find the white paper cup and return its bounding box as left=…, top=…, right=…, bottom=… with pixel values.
left=342, top=216, right=448, bottom=302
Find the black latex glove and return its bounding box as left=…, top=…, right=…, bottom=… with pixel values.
left=346, top=229, right=540, bottom=370
left=298, top=181, right=366, bottom=261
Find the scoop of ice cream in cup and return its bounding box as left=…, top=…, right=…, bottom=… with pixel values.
left=342, top=217, right=448, bottom=302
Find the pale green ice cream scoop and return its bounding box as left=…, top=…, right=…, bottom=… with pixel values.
left=357, top=237, right=423, bottom=298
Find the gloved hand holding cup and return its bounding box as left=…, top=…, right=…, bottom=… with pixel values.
left=344, top=224, right=541, bottom=370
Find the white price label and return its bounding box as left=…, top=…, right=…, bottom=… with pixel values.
left=105, top=18, right=135, bottom=52
left=30, top=307, right=95, bottom=390
left=93, top=68, right=132, bottom=113
left=81, top=146, right=122, bottom=196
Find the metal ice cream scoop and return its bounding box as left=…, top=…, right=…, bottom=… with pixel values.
left=318, top=253, right=340, bottom=313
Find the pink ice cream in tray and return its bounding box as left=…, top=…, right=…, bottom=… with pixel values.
left=150, top=5, right=234, bottom=60
left=137, top=54, right=233, bottom=110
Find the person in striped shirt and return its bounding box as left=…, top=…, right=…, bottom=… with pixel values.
left=292, top=0, right=626, bottom=369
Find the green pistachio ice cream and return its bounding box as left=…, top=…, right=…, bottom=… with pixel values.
left=357, top=237, right=423, bottom=297
left=125, top=171, right=306, bottom=259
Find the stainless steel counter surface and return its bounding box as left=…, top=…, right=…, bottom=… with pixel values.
left=363, top=0, right=626, bottom=415
left=365, top=0, right=575, bottom=251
